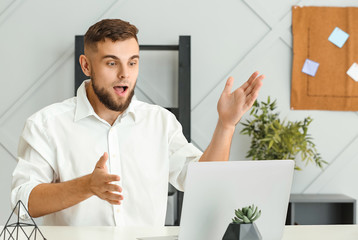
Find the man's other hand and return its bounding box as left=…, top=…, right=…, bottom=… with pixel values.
left=89, top=152, right=123, bottom=205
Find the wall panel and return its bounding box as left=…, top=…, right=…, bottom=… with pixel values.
left=1, top=0, right=358, bottom=225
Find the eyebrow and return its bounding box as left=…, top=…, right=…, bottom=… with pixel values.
left=102, top=55, right=140, bottom=60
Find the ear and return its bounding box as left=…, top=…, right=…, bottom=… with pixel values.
left=79, top=54, right=91, bottom=77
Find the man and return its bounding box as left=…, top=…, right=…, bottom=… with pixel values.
left=11, top=19, right=264, bottom=226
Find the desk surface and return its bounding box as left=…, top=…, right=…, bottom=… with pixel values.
left=1, top=225, right=358, bottom=240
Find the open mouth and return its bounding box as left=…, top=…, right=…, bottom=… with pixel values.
left=113, top=86, right=128, bottom=95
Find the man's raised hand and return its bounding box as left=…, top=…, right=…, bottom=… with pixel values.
left=217, top=71, right=264, bottom=129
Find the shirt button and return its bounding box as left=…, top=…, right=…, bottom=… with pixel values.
left=112, top=154, right=116, bottom=158
left=116, top=209, right=120, bottom=213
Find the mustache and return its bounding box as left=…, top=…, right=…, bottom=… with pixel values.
left=112, top=81, right=129, bottom=86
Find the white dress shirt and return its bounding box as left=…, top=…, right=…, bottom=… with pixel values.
left=11, top=80, right=202, bottom=226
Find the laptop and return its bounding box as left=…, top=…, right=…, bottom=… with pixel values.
left=139, top=160, right=294, bottom=240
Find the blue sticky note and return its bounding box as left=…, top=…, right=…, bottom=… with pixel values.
left=302, top=59, right=319, bottom=77
left=328, top=27, right=349, bottom=48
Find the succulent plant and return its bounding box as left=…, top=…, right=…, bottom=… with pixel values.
left=232, top=205, right=261, bottom=224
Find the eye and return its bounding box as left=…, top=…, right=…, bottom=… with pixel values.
left=107, top=62, right=116, bottom=66
left=129, top=61, right=137, bottom=66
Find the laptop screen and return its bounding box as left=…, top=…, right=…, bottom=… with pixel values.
left=178, top=160, right=294, bottom=240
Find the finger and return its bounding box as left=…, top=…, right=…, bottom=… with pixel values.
left=106, top=199, right=122, bottom=205
left=241, top=71, right=259, bottom=92
left=253, top=75, right=264, bottom=92
left=248, top=71, right=260, bottom=84
left=103, top=191, right=123, bottom=202
left=106, top=183, right=122, bottom=193
left=245, top=80, right=263, bottom=106
left=244, top=74, right=265, bottom=95
left=96, top=152, right=108, bottom=169
left=250, top=74, right=264, bottom=94
left=105, top=174, right=121, bottom=182
left=223, top=76, right=234, bottom=94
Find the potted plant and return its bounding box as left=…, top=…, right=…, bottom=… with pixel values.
left=223, top=205, right=262, bottom=240
left=240, top=97, right=327, bottom=170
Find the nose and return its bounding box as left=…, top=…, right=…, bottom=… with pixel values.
left=118, top=65, right=129, bottom=79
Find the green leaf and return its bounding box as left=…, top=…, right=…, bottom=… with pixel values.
left=250, top=210, right=261, bottom=222
left=268, top=140, right=274, bottom=149
left=252, top=206, right=258, bottom=218
left=243, top=216, right=251, bottom=223
left=242, top=207, right=248, bottom=215
left=235, top=209, right=244, bottom=219
left=247, top=208, right=253, bottom=219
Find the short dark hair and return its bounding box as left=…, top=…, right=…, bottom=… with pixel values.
left=84, top=19, right=138, bottom=53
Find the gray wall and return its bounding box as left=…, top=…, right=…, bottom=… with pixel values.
left=1, top=0, right=358, bottom=224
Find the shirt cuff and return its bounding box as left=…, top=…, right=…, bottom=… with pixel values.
left=169, top=143, right=202, bottom=191
left=11, top=182, right=40, bottom=220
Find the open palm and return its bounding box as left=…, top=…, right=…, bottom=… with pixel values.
left=217, top=72, right=264, bottom=128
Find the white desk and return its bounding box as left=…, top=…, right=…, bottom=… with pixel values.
left=283, top=225, right=358, bottom=240
left=1, top=225, right=358, bottom=240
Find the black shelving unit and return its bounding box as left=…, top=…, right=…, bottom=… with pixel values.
left=286, top=194, right=356, bottom=225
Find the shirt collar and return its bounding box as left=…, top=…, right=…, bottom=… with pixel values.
left=74, top=80, right=137, bottom=123
left=117, top=96, right=137, bottom=123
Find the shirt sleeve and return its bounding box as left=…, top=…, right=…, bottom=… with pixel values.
left=168, top=115, right=202, bottom=192
left=11, top=119, right=56, bottom=218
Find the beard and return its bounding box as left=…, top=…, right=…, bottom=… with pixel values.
left=91, top=74, right=135, bottom=112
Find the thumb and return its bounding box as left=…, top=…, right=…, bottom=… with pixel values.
left=223, top=76, right=234, bottom=95
left=96, top=152, right=108, bottom=169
